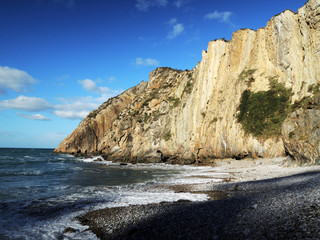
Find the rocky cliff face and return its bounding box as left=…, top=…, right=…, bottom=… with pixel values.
left=55, top=0, right=320, bottom=164
left=282, top=94, right=320, bottom=164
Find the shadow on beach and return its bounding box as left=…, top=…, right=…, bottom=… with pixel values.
left=77, top=171, right=320, bottom=239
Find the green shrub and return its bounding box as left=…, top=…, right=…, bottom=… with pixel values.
left=163, top=130, right=172, bottom=141
left=291, top=96, right=312, bottom=110
left=237, top=80, right=292, bottom=138
left=308, top=83, right=320, bottom=95
left=143, top=113, right=151, bottom=123
left=131, top=110, right=140, bottom=117
left=289, top=131, right=295, bottom=139
left=142, top=89, right=159, bottom=107
left=87, top=109, right=99, bottom=118
left=152, top=111, right=161, bottom=121
left=210, top=117, right=218, bottom=124
left=168, top=96, right=180, bottom=108
left=238, top=69, right=256, bottom=80
left=183, top=81, right=194, bottom=94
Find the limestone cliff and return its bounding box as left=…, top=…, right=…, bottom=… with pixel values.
left=55, top=0, right=320, bottom=164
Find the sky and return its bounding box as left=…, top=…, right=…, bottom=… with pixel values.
left=0, top=0, right=306, bottom=148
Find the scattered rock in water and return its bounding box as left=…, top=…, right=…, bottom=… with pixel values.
left=63, top=227, right=76, bottom=234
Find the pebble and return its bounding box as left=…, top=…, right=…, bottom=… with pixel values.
left=77, top=171, right=320, bottom=240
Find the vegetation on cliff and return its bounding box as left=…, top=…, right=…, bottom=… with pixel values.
left=54, top=0, right=320, bottom=164
left=237, top=78, right=292, bottom=138
left=292, top=83, right=320, bottom=110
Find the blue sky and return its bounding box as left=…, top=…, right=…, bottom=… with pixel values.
left=0, top=0, right=305, bottom=148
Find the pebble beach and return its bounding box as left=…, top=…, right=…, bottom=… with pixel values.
left=76, top=157, right=320, bottom=239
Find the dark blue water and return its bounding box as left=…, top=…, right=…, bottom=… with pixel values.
left=0, top=148, right=209, bottom=239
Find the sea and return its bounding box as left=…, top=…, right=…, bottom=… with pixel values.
left=0, top=148, right=227, bottom=240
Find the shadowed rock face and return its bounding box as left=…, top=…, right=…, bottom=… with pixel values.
left=55, top=0, right=320, bottom=164
left=282, top=108, right=320, bottom=165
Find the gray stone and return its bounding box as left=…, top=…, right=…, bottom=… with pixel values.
left=282, top=109, right=320, bottom=165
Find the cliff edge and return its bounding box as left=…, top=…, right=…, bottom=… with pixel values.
left=55, top=0, right=320, bottom=164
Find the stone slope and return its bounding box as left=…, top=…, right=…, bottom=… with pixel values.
left=54, top=0, right=320, bottom=164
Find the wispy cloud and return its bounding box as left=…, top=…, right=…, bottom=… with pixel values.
left=135, top=57, right=160, bottom=67
left=54, top=97, right=98, bottom=119
left=167, top=18, right=184, bottom=39
left=17, top=113, right=51, bottom=121
left=108, top=76, right=117, bottom=82
left=168, top=18, right=177, bottom=25
left=0, top=95, right=52, bottom=112
left=136, top=0, right=168, bottom=11
left=173, top=0, right=188, bottom=8
left=54, top=79, right=121, bottom=120
left=0, top=76, right=121, bottom=120
left=0, top=95, right=105, bottom=120
left=0, top=66, right=36, bottom=94
left=53, top=91, right=121, bottom=120
left=205, top=10, right=233, bottom=23
left=78, top=79, right=110, bottom=94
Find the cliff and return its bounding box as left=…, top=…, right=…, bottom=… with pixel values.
left=55, top=0, right=320, bottom=164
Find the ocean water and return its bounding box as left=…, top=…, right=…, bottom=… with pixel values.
left=0, top=148, right=226, bottom=240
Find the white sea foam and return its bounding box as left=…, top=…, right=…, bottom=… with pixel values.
left=3, top=184, right=208, bottom=240
left=77, top=157, right=231, bottom=185
left=2, top=152, right=231, bottom=240
left=78, top=156, right=116, bottom=165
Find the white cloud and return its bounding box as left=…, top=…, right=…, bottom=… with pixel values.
left=53, top=90, right=121, bottom=120
left=136, top=0, right=168, bottom=11
left=174, top=0, right=187, bottom=8
left=17, top=113, right=51, bottom=121
left=205, top=10, right=233, bottom=23
left=0, top=95, right=94, bottom=120
left=54, top=97, right=100, bottom=120
left=78, top=79, right=110, bottom=94
left=168, top=18, right=177, bottom=25
left=135, top=58, right=160, bottom=67
left=168, top=23, right=184, bottom=39
left=0, top=66, right=36, bottom=94
left=54, top=109, right=89, bottom=120
left=108, top=76, right=117, bottom=82
left=0, top=74, right=121, bottom=120
left=0, top=95, right=52, bottom=112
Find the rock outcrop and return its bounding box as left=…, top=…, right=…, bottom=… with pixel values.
left=282, top=109, right=320, bottom=164
left=55, top=0, right=320, bottom=164
left=282, top=95, right=320, bottom=164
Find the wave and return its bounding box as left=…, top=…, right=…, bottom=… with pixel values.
left=0, top=150, right=232, bottom=239
left=0, top=183, right=208, bottom=240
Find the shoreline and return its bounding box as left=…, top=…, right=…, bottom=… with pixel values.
left=74, top=157, right=320, bottom=239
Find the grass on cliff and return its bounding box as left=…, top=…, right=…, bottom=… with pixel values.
left=142, top=89, right=159, bottom=108
left=163, top=130, right=172, bottom=141
left=183, top=81, right=194, bottom=94
left=291, top=83, right=320, bottom=110
left=237, top=79, right=292, bottom=138
left=168, top=96, right=180, bottom=108
left=238, top=69, right=257, bottom=87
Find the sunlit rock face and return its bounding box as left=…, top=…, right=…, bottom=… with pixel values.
left=55, top=0, right=320, bottom=164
